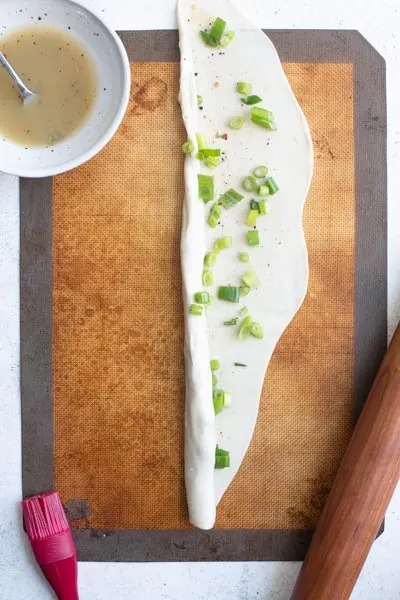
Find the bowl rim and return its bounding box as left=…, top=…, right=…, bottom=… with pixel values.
left=0, top=0, right=131, bottom=178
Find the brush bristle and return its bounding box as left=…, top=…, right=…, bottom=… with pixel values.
left=22, top=492, right=69, bottom=541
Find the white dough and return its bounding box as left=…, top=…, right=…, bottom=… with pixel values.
left=178, top=0, right=313, bottom=530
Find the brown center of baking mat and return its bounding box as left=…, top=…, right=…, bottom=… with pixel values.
left=20, top=30, right=387, bottom=561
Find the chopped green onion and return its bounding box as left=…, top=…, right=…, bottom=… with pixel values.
left=189, top=304, right=203, bottom=316
left=204, top=252, right=217, bottom=267
left=253, top=165, right=268, bottom=178
left=216, top=445, right=229, bottom=456
left=213, top=389, right=225, bottom=415
left=247, top=209, right=259, bottom=227
left=247, top=230, right=261, bottom=248
left=251, top=106, right=277, bottom=130
left=204, top=156, right=219, bottom=169
left=228, top=116, right=245, bottom=130
left=238, top=316, right=253, bottom=340
left=215, top=236, right=232, bottom=250
left=200, top=31, right=218, bottom=47
left=242, top=175, right=258, bottom=192
left=212, top=373, right=218, bottom=387
left=218, top=286, right=241, bottom=303
left=197, top=95, right=203, bottom=105
left=208, top=203, right=221, bottom=227
left=250, top=199, right=260, bottom=211
left=238, top=306, right=248, bottom=316
left=242, top=271, right=261, bottom=288
left=240, top=285, right=251, bottom=296
left=198, top=148, right=221, bottom=159
left=202, top=269, right=214, bottom=287
left=208, top=214, right=218, bottom=228
left=259, top=200, right=270, bottom=215
left=224, top=317, right=238, bottom=326
left=237, top=82, right=252, bottom=94
left=211, top=204, right=222, bottom=219
left=234, top=362, right=247, bottom=367
left=196, top=133, right=207, bottom=151
left=266, top=176, right=279, bottom=195
left=258, top=185, right=269, bottom=197
left=182, top=140, right=194, bottom=154
left=223, top=391, right=232, bottom=407
left=210, top=17, right=227, bottom=44
left=241, top=95, right=263, bottom=105
left=239, top=252, right=249, bottom=263
left=194, top=291, right=210, bottom=304
left=219, top=188, right=244, bottom=209
left=198, top=174, right=214, bottom=203
left=210, top=359, right=220, bottom=371
left=251, top=322, right=264, bottom=339
left=220, top=31, right=235, bottom=47
left=215, top=451, right=230, bottom=469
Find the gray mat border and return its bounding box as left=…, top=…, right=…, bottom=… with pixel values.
left=20, top=30, right=387, bottom=562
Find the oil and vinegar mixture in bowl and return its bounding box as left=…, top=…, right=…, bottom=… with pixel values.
left=0, top=26, right=97, bottom=147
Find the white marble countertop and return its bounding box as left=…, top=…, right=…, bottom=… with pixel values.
left=0, top=0, right=399, bottom=598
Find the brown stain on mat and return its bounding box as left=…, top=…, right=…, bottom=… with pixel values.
left=53, top=62, right=354, bottom=530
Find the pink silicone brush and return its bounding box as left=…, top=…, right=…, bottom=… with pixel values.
left=22, top=491, right=79, bottom=600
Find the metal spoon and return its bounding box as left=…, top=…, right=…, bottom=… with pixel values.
left=0, top=49, right=36, bottom=103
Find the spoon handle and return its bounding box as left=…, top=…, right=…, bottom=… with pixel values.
left=0, top=50, right=31, bottom=101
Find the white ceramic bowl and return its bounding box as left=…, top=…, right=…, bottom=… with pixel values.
left=0, top=0, right=131, bottom=177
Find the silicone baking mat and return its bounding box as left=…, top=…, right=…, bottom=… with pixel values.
left=20, top=30, right=387, bottom=561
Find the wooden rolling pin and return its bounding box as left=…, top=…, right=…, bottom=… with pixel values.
left=291, top=322, right=400, bottom=600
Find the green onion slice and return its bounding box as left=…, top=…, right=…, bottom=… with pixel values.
left=189, top=304, right=203, bottom=316
left=197, top=95, right=203, bottom=105
left=213, top=389, right=225, bottom=415
left=242, top=271, right=261, bottom=288
left=198, top=174, right=214, bottom=203
left=250, top=199, right=260, bottom=211
left=241, top=95, right=263, bottom=105
left=266, top=176, right=279, bottom=194
left=219, top=31, right=235, bottom=47
left=247, top=230, right=260, bottom=246
left=259, top=200, right=269, bottom=215
left=216, top=445, right=229, bottom=456
left=219, top=188, right=244, bottom=209
left=247, top=209, right=258, bottom=227
left=251, top=322, right=264, bottom=339
left=223, top=317, right=238, bottom=326
left=253, top=165, right=268, bottom=178
left=215, top=452, right=230, bottom=469
left=242, top=175, right=258, bottom=192
left=198, top=148, right=221, bottom=159
left=208, top=214, right=218, bottom=228
left=211, top=204, right=222, bottom=218
left=238, top=306, right=248, bottom=316
left=182, top=140, right=194, bottom=154
left=209, top=17, right=227, bottom=44
left=202, top=269, right=214, bottom=287
left=218, top=286, right=241, bottom=303
left=258, top=185, right=269, bottom=197
left=238, top=316, right=253, bottom=340
left=250, top=106, right=277, bottom=130
left=240, top=285, right=251, bottom=297
left=215, top=236, right=232, bottom=250
left=204, top=156, right=219, bottom=169
left=212, top=373, right=218, bottom=387
left=239, top=252, right=249, bottom=263
left=223, top=391, right=232, bottom=407
left=210, top=359, right=220, bottom=371
left=228, top=116, right=245, bottom=130
left=194, top=291, right=210, bottom=304
left=196, top=133, right=207, bottom=151
left=237, top=81, right=252, bottom=94
left=204, top=252, right=217, bottom=267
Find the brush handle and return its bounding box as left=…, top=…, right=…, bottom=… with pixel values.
left=290, top=322, right=400, bottom=600
left=41, top=558, right=79, bottom=600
